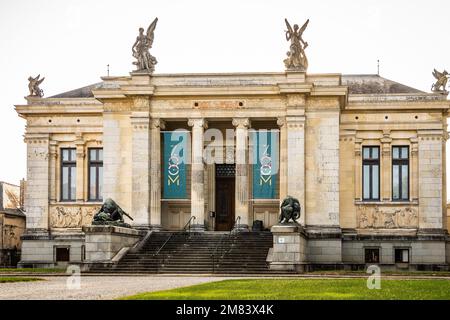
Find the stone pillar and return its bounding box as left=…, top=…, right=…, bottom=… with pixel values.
left=48, top=141, right=58, bottom=203
left=354, top=138, right=363, bottom=201
left=149, top=118, right=165, bottom=230
left=188, top=118, right=208, bottom=231
left=75, top=134, right=85, bottom=202
left=418, top=131, right=444, bottom=230
left=277, top=117, right=288, bottom=200
left=381, top=130, right=392, bottom=201
left=131, top=113, right=150, bottom=229
left=206, top=164, right=215, bottom=230
left=24, top=134, right=50, bottom=233
left=232, top=118, right=251, bottom=230
left=410, top=137, right=419, bottom=201
left=286, top=116, right=305, bottom=225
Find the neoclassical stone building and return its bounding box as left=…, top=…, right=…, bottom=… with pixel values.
left=15, top=71, right=450, bottom=269
left=14, top=18, right=450, bottom=270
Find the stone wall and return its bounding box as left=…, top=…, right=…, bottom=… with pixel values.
left=305, top=106, right=340, bottom=227
left=418, top=132, right=444, bottom=229
left=83, top=225, right=142, bottom=262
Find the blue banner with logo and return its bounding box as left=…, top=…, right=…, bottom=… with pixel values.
left=251, top=130, right=279, bottom=199
left=163, top=131, right=188, bottom=199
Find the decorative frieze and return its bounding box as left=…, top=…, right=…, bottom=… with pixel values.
left=357, top=205, right=418, bottom=229
left=50, top=205, right=101, bottom=228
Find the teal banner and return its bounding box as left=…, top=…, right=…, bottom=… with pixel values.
left=251, top=130, right=279, bottom=199
left=163, top=131, right=188, bottom=199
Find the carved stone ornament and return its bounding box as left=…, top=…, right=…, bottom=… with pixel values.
left=283, top=19, right=309, bottom=71
left=27, top=74, right=45, bottom=97
left=50, top=206, right=101, bottom=228
left=431, top=69, right=449, bottom=94
left=132, top=17, right=158, bottom=73
left=357, top=205, right=418, bottom=229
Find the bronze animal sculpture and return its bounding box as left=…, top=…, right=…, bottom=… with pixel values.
left=279, top=196, right=301, bottom=224
left=92, top=198, right=133, bottom=227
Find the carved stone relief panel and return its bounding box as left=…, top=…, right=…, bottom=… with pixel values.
left=357, top=205, right=418, bottom=229
left=50, top=205, right=101, bottom=228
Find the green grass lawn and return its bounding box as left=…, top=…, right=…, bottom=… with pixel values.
left=122, top=279, right=450, bottom=300
left=0, top=268, right=65, bottom=273
left=0, top=277, right=43, bottom=283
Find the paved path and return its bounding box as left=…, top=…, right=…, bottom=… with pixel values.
left=0, top=276, right=230, bottom=300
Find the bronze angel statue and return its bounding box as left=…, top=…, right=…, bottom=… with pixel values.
left=284, top=18, right=309, bottom=71
left=431, top=69, right=449, bottom=93
left=28, top=74, right=45, bottom=97
left=132, top=17, right=158, bottom=73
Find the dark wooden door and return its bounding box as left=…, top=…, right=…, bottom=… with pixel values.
left=215, top=177, right=235, bottom=231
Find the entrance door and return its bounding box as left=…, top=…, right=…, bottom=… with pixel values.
left=215, top=164, right=235, bottom=231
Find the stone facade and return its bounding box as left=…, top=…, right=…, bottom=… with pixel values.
left=15, top=70, right=450, bottom=270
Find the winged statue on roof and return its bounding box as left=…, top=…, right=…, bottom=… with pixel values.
left=431, top=69, right=449, bottom=93
left=27, top=74, right=45, bottom=97
left=132, top=17, right=158, bottom=73
left=283, top=18, right=309, bottom=71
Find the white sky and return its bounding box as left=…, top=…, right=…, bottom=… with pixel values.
left=0, top=0, right=449, bottom=194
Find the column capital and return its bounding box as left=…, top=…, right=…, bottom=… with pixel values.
left=232, top=117, right=251, bottom=129
left=277, top=117, right=286, bottom=127
left=188, top=118, right=208, bottom=129
left=151, top=118, right=166, bottom=129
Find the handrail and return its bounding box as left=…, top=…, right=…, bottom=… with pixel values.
left=154, top=233, right=174, bottom=257
left=182, top=216, right=196, bottom=236
left=211, top=216, right=242, bottom=273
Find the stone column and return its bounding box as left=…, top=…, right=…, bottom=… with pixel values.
left=149, top=118, right=165, bottom=230
left=131, top=113, right=150, bottom=229
left=75, top=134, right=85, bottom=202
left=381, top=130, right=392, bottom=201
left=354, top=138, right=363, bottom=201
left=232, top=118, right=251, bottom=230
left=410, top=137, right=419, bottom=201
left=48, top=141, right=58, bottom=203
left=24, top=134, right=50, bottom=233
left=277, top=117, right=288, bottom=200
left=286, top=116, right=305, bottom=225
left=188, top=118, right=208, bottom=231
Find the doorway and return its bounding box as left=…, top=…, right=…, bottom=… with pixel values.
left=215, top=164, right=235, bottom=231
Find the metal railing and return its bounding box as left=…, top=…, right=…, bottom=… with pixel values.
left=182, top=216, right=196, bottom=238
left=152, top=216, right=197, bottom=272
left=211, top=216, right=241, bottom=273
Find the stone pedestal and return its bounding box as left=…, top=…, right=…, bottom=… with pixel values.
left=83, top=225, right=142, bottom=263
left=268, top=223, right=307, bottom=272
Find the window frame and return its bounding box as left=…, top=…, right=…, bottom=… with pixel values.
left=394, top=248, right=410, bottom=263
left=362, top=146, right=380, bottom=201
left=392, top=146, right=410, bottom=202
left=60, top=148, right=76, bottom=202
left=87, top=148, right=103, bottom=202
left=364, top=248, right=380, bottom=264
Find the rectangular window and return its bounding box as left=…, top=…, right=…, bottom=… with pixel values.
left=55, top=247, right=70, bottom=262
left=365, top=248, right=380, bottom=263
left=362, top=146, right=380, bottom=201
left=394, top=248, right=409, bottom=263
left=392, top=146, right=409, bottom=201
left=61, top=148, right=76, bottom=201
left=88, top=148, right=103, bottom=201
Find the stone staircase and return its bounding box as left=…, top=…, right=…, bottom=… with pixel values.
left=89, top=231, right=275, bottom=274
